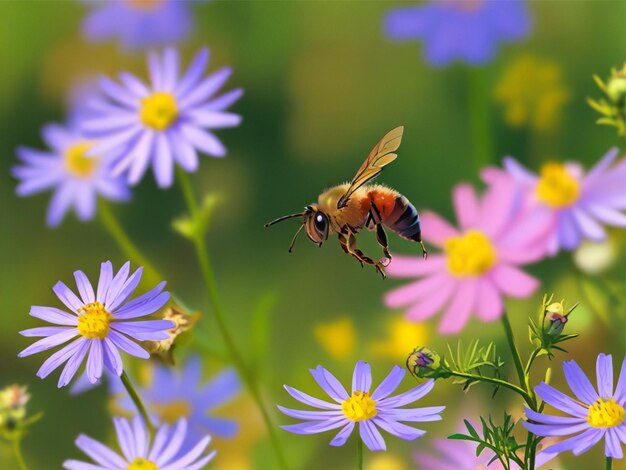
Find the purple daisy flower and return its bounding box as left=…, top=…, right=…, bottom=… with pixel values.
left=82, top=0, right=195, bottom=51
left=278, top=360, right=444, bottom=451
left=115, top=357, right=241, bottom=452
left=502, top=148, right=626, bottom=254
left=18, top=261, right=173, bottom=388
left=83, top=47, right=243, bottom=188
left=384, top=0, right=531, bottom=67
left=523, top=354, right=626, bottom=459
left=63, top=416, right=215, bottom=470
left=13, top=122, right=130, bottom=227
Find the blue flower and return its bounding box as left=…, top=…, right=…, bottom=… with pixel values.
left=116, top=357, right=241, bottom=452
left=18, top=261, right=172, bottom=388
left=83, top=48, right=243, bottom=188
left=384, top=0, right=531, bottom=67
left=82, top=0, right=197, bottom=51
left=13, top=122, right=130, bottom=227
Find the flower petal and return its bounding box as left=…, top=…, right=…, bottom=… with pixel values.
left=563, top=360, right=599, bottom=405
left=53, top=281, right=84, bottom=313
left=452, top=183, right=479, bottom=229
left=74, top=271, right=95, bottom=305
left=371, top=366, right=405, bottom=401
left=283, top=385, right=341, bottom=410
left=535, top=383, right=589, bottom=418
left=29, top=306, right=78, bottom=326
left=352, top=361, right=372, bottom=393
left=491, top=264, right=538, bottom=298
left=74, top=435, right=127, bottom=468
left=329, top=422, right=355, bottom=447
left=372, top=416, right=426, bottom=440
left=96, top=261, right=113, bottom=303
left=309, top=366, right=349, bottom=402
left=438, top=278, right=477, bottom=334
left=107, top=330, right=149, bottom=359
left=18, top=328, right=79, bottom=357
left=359, top=420, right=386, bottom=451
left=419, top=212, right=458, bottom=247
left=378, top=379, right=434, bottom=408
left=35, top=338, right=85, bottom=380
left=58, top=339, right=91, bottom=387
left=281, top=416, right=346, bottom=435
left=277, top=405, right=343, bottom=421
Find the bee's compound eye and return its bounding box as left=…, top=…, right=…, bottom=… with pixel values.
left=314, top=214, right=326, bottom=231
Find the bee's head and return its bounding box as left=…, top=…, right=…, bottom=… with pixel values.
left=264, top=204, right=329, bottom=252
left=303, top=205, right=329, bottom=246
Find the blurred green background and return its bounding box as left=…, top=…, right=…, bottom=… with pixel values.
left=0, top=1, right=624, bottom=469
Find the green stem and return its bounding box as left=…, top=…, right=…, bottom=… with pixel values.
left=606, top=457, right=613, bottom=470
left=176, top=169, right=289, bottom=470
left=501, top=313, right=537, bottom=469
left=447, top=371, right=533, bottom=406
left=120, top=371, right=155, bottom=437
left=524, top=348, right=540, bottom=378
left=357, top=437, right=363, bottom=470
left=468, top=66, right=494, bottom=174
left=11, top=438, right=27, bottom=470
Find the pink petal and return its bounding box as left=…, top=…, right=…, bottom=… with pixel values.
left=405, top=277, right=456, bottom=322
left=491, top=265, right=539, bottom=298
left=477, top=175, right=518, bottom=238
left=384, top=272, right=450, bottom=309
left=420, top=212, right=458, bottom=247
left=452, top=183, right=479, bottom=230
left=386, top=255, right=445, bottom=278
left=438, top=278, right=478, bottom=334
left=476, top=279, right=504, bottom=322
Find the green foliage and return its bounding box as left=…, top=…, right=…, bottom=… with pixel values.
left=172, top=193, right=220, bottom=240
left=443, top=339, right=505, bottom=395
left=449, top=413, right=525, bottom=470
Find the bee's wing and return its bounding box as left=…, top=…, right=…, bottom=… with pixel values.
left=336, top=126, right=403, bottom=209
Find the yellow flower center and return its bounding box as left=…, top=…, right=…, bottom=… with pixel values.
left=342, top=391, right=377, bottom=421
left=127, top=0, right=163, bottom=10
left=77, top=302, right=113, bottom=340
left=140, top=92, right=178, bottom=131
left=126, top=458, right=159, bottom=470
left=587, top=398, right=624, bottom=428
left=535, top=162, right=580, bottom=208
left=444, top=230, right=498, bottom=277
left=65, top=141, right=97, bottom=178
left=152, top=400, right=192, bottom=424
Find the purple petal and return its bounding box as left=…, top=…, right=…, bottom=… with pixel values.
left=164, top=435, right=212, bottom=469
left=58, top=340, right=91, bottom=387
left=103, top=338, right=123, bottom=376
left=379, top=406, right=445, bottom=422
left=86, top=340, right=104, bottom=384
left=563, top=360, right=599, bottom=405
left=161, top=48, right=179, bottom=92
left=114, top=290, right=169, bottom=320
left=119, top=72, right=149, bottom=99
left=281, top=416, right=346, bottom=435
left=329, top=422, right=355, bottom=447
left=204, top=88, right=244, bottom=112
left=113, top=418, right=136, bottom=461
left=153, top=133, right=174, bottom=188
left=523, top=421, right=590, bottom=437
left=198, top=367, right=241, bottom=409
left=283, top=385, right=341, bottom=410
left=107, top=331, right=149, bottom=359
left=378, top=378, right=434, bottom=408
left=178, top=67, right=232, bottom=109
left=586, top=148, right=620, bottom=183
left=104, top=261, right=131, bottom=307
left=372, top=416, right=426, bottom=440
left=186, top=110, right=241, bottom=129
left=596, top=353, right=614, bottom=398
left=614, top=357, right=626, bottom=403
left=99, top=76, right=137, bottom=108
left=176, top=48, right=210, bottom=98
left=35, top=338, right=85, bottom=380
left=53, top=281, right=84, bottom=313
left=132, top=416, right=149, bottom=459
left=20, top=326, right=74, bottom=337
left=110, top=320, right=174, bottom=341
left=96, top=261, right=113, bottom=303
left=535, top=383, right=589, bottom=418
left=74, top=271, right=95, bottom=304
left=168, top=128, right=198, bottom=171
left=277, top=405, right=343, bottom=421
left=18, top=328, right=79, bottom=357
left=309, top=366, right=349, bottom=402
left=606, top=429, right=624, bottom=458
left=74, top=435, right=127, bottom=467
left=107, top=267, right=143, bottom=312
left=372, top=366, right=405, bottom=401
left=352, top=361, right=372, bottom=393
left=524, top=407, right=587, bottom=425
left=30, top=306, right=78, bottom=326
left=179, top=125, right=226, bottom=157
left=154, top=419, right=186, bottom=464
left=46, top=184, right=76, bottom=228
left=359, top=420, right=386, bottom=451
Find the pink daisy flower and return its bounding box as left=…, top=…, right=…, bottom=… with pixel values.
left=384, top=176, right=552, bottom=334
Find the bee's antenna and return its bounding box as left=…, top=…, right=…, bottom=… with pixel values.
left=288, top=224, right=305, bottom=253
left=264, top=212, right=305, bottom=228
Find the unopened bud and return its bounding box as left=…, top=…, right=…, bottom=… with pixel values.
left=407, top=347, right=440, bottom=378
left=145, top=307, right=196, bottom=364
left=0, top=385, right=29, bottom=428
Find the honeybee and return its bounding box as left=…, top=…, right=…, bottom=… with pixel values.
left=265, top=126, right=427, bottom=278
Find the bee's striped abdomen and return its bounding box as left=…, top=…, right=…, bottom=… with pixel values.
left=384, top=195, right=422, bottom=242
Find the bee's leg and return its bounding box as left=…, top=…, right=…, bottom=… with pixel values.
left=346, top=230, right=386, bottom=279
left=338, top=232, right=363, bottom=267
left=375, top=223, right=392, bottom=266
left=369, top=203, right=392, bottom=266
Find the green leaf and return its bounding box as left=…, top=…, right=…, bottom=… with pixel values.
left=172, top=193, right=220, bottom=240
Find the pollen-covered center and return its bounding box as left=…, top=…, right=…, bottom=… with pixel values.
left=65, top=141, right=97, bottom=177
left=140, top=92, right=179, bottom=131
left=535, top=162, right=580, bottom=208
left=77, top=302, right=113, bottom=340
left=342, top=391, right=377, bottom=421
left=444, top=229, right=498, bottom=277
left=152, top=400, right=192, bottom=424
left=587, top=398, right=624, bottom=428
left=126, top=458, right=159, bottom=470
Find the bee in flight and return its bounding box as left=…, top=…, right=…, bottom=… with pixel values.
left=265, top=126, right=426, bottom=278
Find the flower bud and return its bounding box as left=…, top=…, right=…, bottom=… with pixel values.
left=0, top=385, right=29, bottom=428
left=145, top=307, right=196, bottom=364
left=407, top=347, right=440, bottom=379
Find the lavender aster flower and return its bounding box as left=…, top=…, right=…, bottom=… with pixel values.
left=83, top=47, right=242, bottom=188
left=116, top=357, right=241, bottom=452
left=278, top=360, right=444, bottom=451
left=523, top=354, right=626, bottom=459
left=503, top=148, right=626, bottom=254
left=63, top=416, right=215, bottom=470
left=13, top=123, right=130, bottom=227
left=82, top=0, right=195, bottom=51
left=384, top=0, right=531, bottom=67
left=18, top=261, right=173, bottom=388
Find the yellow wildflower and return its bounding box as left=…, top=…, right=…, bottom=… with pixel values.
left=313, top=317, right=356, bottom=360
left=370, top=317, right=428, bottom=363
left=495, top=55, right=570, bottom=132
